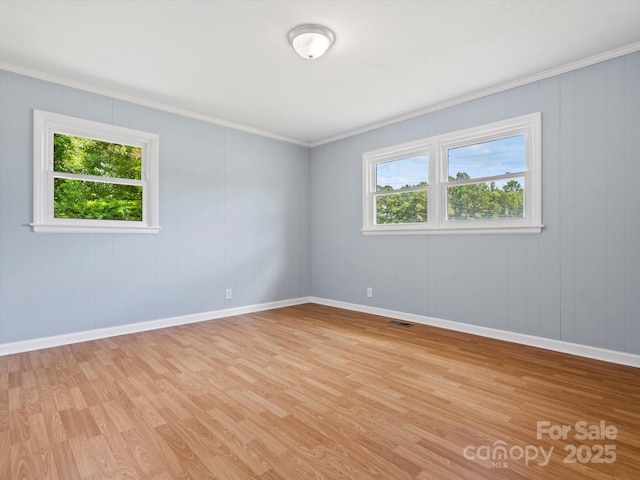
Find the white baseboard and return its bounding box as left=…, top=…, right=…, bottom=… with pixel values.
left=310, top=297, right=640, bottom=368
left=2, top=295, right=639, bottom=368
left=0, top=297, right=311, bottom=356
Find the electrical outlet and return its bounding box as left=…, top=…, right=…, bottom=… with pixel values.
left=225, top=288, right=232, bottom=300
left=367, top=287, right=373, bottom=298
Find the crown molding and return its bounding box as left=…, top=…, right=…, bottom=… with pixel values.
left=0, top=60, right=310, bottom=147
left=309, top=41, right=640, bottom=147
left=2, top=40, right=639, bottom=149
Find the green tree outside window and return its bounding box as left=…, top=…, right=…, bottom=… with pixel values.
left=53, top=134, right=143, bottom=221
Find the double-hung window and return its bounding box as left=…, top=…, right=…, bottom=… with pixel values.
left=32, top=110, right=160, bottom=233
left=363, top=113, right=542, bottom=235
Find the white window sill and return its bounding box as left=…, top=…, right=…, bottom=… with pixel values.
left=362, top=224, right=544, bottom=236
left=31, top=223, right=160, bottom=234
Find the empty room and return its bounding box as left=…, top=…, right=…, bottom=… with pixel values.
left=0, top=1, right=639, bottom=479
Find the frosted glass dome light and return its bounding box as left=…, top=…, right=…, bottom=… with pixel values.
left=288, top=24, right=335, bottom=59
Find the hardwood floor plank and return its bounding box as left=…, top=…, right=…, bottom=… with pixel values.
left=89, top=404, right=129, bottom=453
left=183, top=414, right=270, bottom=477
left=26, top=412, right=48, bottom=451
left=29, top=447, right=59, bottom=480
left=0, top=429, right=10, bottom=478
left=120, top=424, right=168, bottom=478
left=59, top=408, right=101, bottom=439
left=41, top=398, right=67, bottom=444
left=129, top=395, right=166, bottom=429
left=154, top=421, right=217, bottom=479
left=11, top=442, right=35, bottom=480
left=9, top=405, right=30, bottom=447
left=102, top=400, right=136, bottom=434
left=67, top=434, right=99, bottom=479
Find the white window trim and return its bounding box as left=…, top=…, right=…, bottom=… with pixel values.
left=32, top=110, right=160, bottom=234
left=362, top=113, right=543, bottom=235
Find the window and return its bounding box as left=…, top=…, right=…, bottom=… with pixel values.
left=375, top=153, right=429, bottom=225
left=32, top=110, right=160, bottom=233
left=363, top=113, right=542, bottom=235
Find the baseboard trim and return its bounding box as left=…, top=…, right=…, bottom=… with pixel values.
left=3, top=296, right=638, bottom=368
left=0, top=297, right=311, bottom=356
left=310, top=297, right=640, bottom=368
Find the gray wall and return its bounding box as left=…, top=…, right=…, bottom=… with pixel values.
left=310, top=52, right=640, bottom=355
left=0, top=70, right=310, bottom=344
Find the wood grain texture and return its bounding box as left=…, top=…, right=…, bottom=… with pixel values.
left=0, top=303, right=638, bottom=479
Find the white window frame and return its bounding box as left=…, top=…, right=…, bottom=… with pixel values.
left=362, top=112, right=542, bottom=235
left=32, top=110, right=160, bottom=234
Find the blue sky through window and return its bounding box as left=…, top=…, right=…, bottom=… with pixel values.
left=376, top=154, right=428, bottom=190
left=375, top=135, right=524, bottom=190
left=448, top=134, right=525, bottom=180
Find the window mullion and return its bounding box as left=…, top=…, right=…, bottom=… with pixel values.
left=430, top=145, right=440, bottom=226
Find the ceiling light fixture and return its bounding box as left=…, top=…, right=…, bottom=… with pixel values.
left=288, top=24, right=335, bottom=60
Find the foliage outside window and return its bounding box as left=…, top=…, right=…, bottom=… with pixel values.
left=445, top=135, right=526, bottom=221
left=375, top=154, right=428, bottom=225
left=32, top=110, right=159, bottom=233
left=362, top=113, right=542, bottom=235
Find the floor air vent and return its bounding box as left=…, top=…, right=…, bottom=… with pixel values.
left=388, top=320, right=414, bottom=328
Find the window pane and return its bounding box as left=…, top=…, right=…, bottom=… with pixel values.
left=54, top=178, right=143, bottom=221
left=376, top=154, right=428, bottom=192
left=448, top=134, right=525, bottom=180
left=376, top=190, right=427, bottom=224
left=447, top=177, right=524, bottom=220
left=54, top=134, right=142, bottom=180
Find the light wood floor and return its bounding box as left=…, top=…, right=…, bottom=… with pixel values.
left=1, top=304, right=638, bottom=479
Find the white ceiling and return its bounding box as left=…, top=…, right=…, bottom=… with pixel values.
left=1, top=0, right=640, bottom=146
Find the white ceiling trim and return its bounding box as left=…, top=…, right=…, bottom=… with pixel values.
left=2, top=40, right=640, bottom=149
left=0, top=60, right=308, bottom=147
left=310, top=40, right=640, bottom=147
